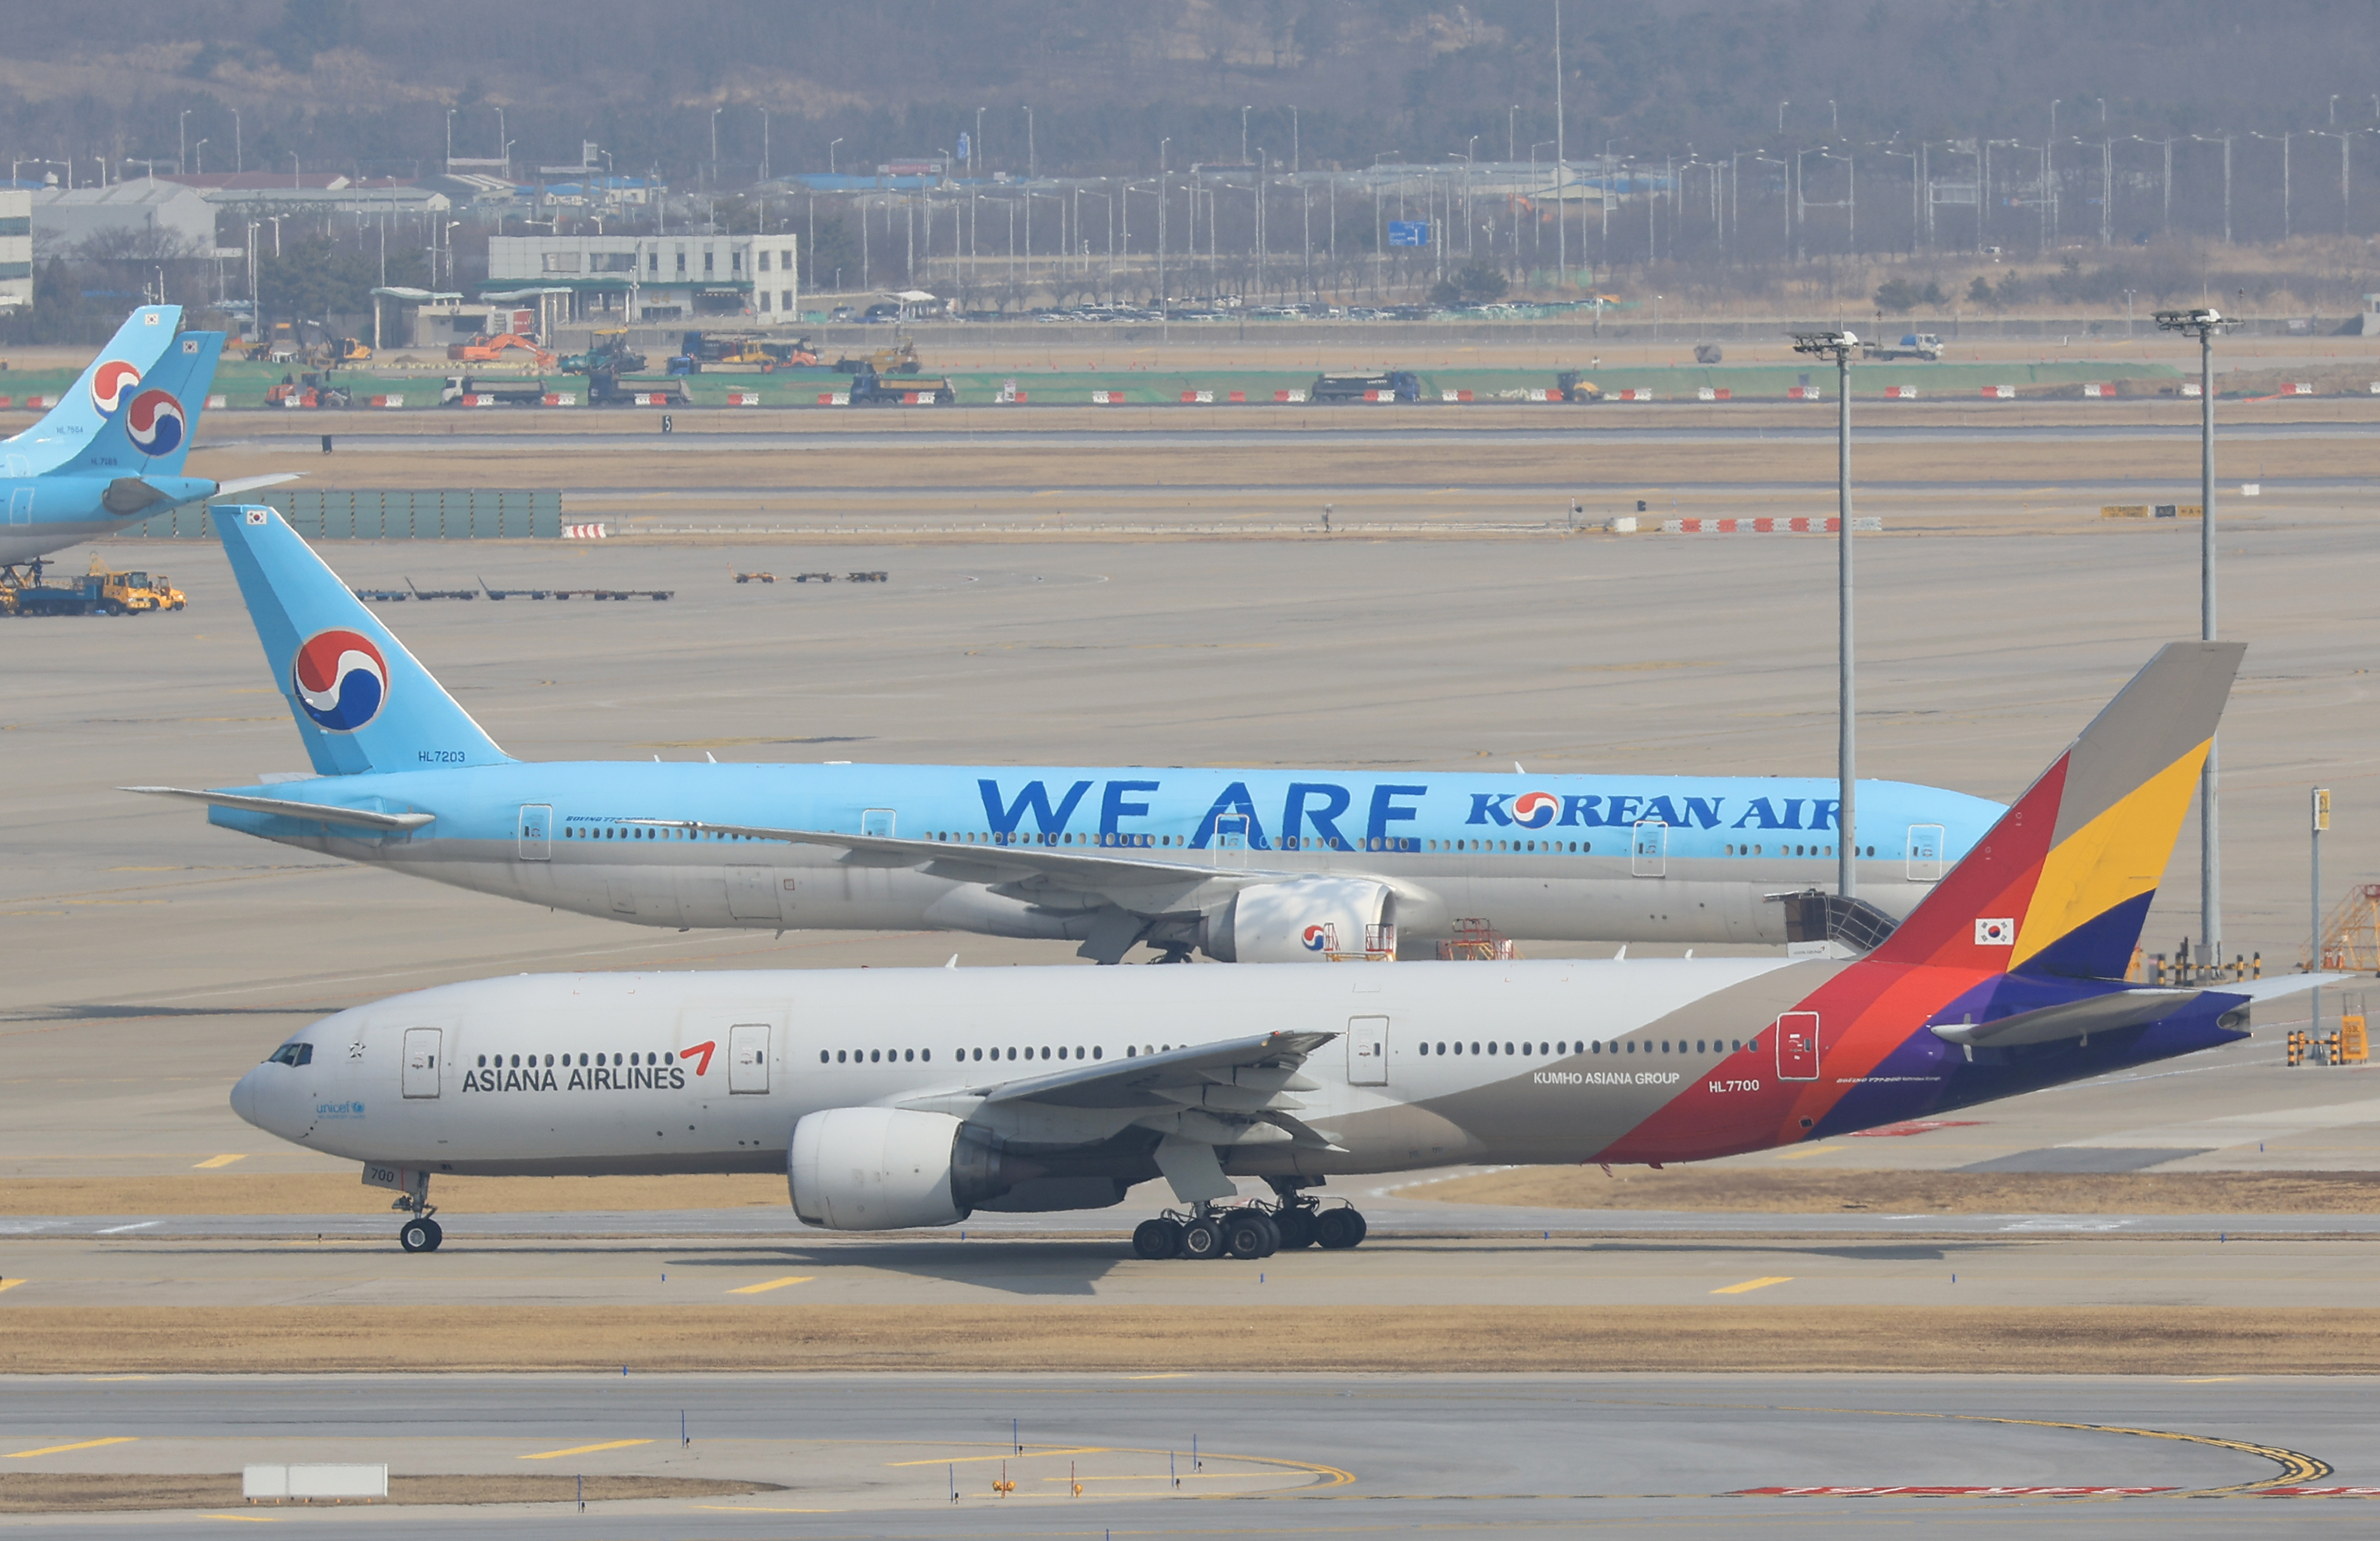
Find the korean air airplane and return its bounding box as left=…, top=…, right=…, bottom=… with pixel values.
left=2, top=305, right=180, bottom=474
left=133, top=507, right=2005, bottom=962
left=231, top=641, right=2332, bottom=1256
left=0, top=331, right=286, bottom=568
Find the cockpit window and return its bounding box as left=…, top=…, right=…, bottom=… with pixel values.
left=264, top=1042, right=313, bottom=1066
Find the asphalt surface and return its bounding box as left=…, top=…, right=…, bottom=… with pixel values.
left=4, top=1372, right=2374, bottom=1535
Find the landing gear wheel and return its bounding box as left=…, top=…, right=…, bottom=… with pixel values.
left=1314, top=1207, right=1368, bottom=1250
left=398, top=1217, right=441, bottom=1253
left=1133, top=1217, right=1183, bottom=1260
left=1249, top=1212, right=1281, bottom=1256
left=1273, top=1207, right=1318, bottom=1250
left=1220, top=1210, right=1272, bottom=1261
left=1178, top=1217, right=1225, bottom=1260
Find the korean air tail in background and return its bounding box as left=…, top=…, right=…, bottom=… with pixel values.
left=216, top=505, right=511, bottom=777
left=1, top=305, right=180, bottom=473
left=55, top=330, right=223, bottom=479
left=1870, top=641, right=2244, bottom=980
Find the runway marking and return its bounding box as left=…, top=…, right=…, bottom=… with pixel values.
left=725, top=1275, right=813, bottom=1295
left=201, top=1515, right=280, bottom=1523
left=0, top=1278, right=23, bottom=1294
left=1773, top=1145, right=1844, bottom=1161
left=1711, top=1276, right=1794, bottom=1295
left=516, top=1439, right=652, bottom=1460
left=1126, top=1372, right=1192, bottom=1380
left=8, top=1437, right=138, bottom=1458
left=695, top=1505, right=840, bottom=1513
left=95, top=1221, right=160, bottom=1234
left=83, top=1376, right=150, bottom=1382
left=2179, top=1377, right=2243, bottom=1384
left=194, top=1154, right=247, bottom=1169
left=888, top=1447, right=1104, bottom=1467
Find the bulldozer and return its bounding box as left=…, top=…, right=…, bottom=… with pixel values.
left=447, top=333, right=558, bottom=370
left=829, top=339, right=922, bottom=376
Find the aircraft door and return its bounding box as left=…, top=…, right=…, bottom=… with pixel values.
left=516, top=804, right=552, bottom=861
left=728, top=1023, right=770, bottom=1094
left=724, top=866, right=781, bottom=922
left=8, top=488, right=30, bottom=527
left=1775, top=1013, right=1819, bottom=1081
left=1630, top=820, right=1668, bottom=877
left=401, top=1028, right=442, bottom=1098
left=1213, top=814, right=1249, bottom=868
left=1906, top=824, right=1946, bottom=882
left=1346, top=1015, right=1389, bottom=1085
left=860, top=808, right=897, bottom=837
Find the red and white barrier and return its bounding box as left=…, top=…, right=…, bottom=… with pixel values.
left=2290, top=381, right=2313, bottom=395
left=1363, top=389, right=1397, bottom=402
left=1091, top=390, right=1126, bottom=404
left=1787, top=384, right=1822, bottom=401
left=1226, top=389, right=1246, bottom=403
left=2181, top=382, right=2202, bottom=398
left=562, top=523, right=608, bottom=539
left=1982, top=384, right=2015, bottom=399
left=542, top=392, right=577, bottom=407
left=728, top=390, right=761, bottom=406
left=1883, top=384, right=1917, bottom=400
left=368, top=394, right=405, bottom=409
left=22, top=395, right=55, bottom=409
left=458, top=394, right=501, bottom=407
left=2082, top=382, right=2115, bottom=398
left=1276, top=388, right=1308, bottom=403
left=1696, top=386, right=1733, bottom=401
left=1180, top=389, right=1214, bottom=403
left=1664, top=516, right=1884, bottom=534
left=814, top=391, right=850, bottom=405
left=205, top=394, right=228, bottom=409
left=1617, top=388, right=1657, bottom=402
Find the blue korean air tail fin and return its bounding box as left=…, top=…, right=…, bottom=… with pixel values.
left=214, top=505, right=511, bottom=777
left=1, top=305, right=180, bottom=473
left=52, top=331, right=223, bottom=478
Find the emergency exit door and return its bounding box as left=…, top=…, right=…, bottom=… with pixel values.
left=402, top=1028, right=442, bottom=1098
left=1907, top=824, right=1946, bottom=882
left=1775, top=1013, right=1820, bottom=1081
left=1346, top=1016, right=1389, bottom=1085
left=516, top=804, right=551, bottom=860
left=8, top=488, right=29, bottom=526
left=729, top=1023, right=770, bottom=1094
left=1631, top=820, right=1668, bottom=876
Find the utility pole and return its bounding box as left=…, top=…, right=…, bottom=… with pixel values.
left=1792, top=330, right=1862, bottom=903
left=1553, top=0, right=1565, bottom=289
left=2158, top=305, right=2235, bottom=976
left=2312, top=787, right=2331, bottom=1034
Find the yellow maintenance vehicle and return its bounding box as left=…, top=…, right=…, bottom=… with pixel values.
left=1, top=557, right=185, bottom=616
left=829, top=339, right=923, bottom=376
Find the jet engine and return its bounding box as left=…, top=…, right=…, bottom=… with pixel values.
left=788, top=1108, right=1012, bottom=1231
left=1206, top=875, right=1395, bottom=963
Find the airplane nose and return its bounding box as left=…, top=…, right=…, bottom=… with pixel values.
left=230, top=1066, right=263, bottom=1129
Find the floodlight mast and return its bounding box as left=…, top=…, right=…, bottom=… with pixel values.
left=1790, top=329, right=1862, bottom=904
left=2155, top=305, right=2235, bottom=975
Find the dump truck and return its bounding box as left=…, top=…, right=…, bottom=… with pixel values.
left=3, top=560, right=185, bottom=617
left=846, top=364, right=956, bottom=405
left=1309, top=370, right=1423, bottom=403
left=1863, top=332, right=1945, bottom=362
left=439, top=375, right=554, bottom=407
left=586, top=366, right=692, bottom=407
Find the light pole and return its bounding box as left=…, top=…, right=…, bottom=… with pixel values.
left=829, top=138, right=842, bottom=176
left=193, top=139, right=207, bottom=175
left=1509, top=105, right=1519, bottom=164
left=1023, top=104, right=1034, bottom=180
left=179, top=110, right=190, bottom=175
left=445, top=108, right=454, bottom=173
left=2311, top=787, right=2331, bottom=1035
left=1791, top=328, right=1862, bottom=903
left=760, top=107, right=770, bottom=183
left=2157, top=305, right=2236, bottom=976
left=1242, top=105, right=1252, bottom=166
left=232, top=108, right=241, bottom=173
left=710, top=108, right=721, bottom=183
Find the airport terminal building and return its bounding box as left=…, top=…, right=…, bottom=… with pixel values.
left=483, top=234, right=800, bottom=325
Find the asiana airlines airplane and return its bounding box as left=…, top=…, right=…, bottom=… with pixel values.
left=229, top=641, right=2331, bottom=1257
left=131, top=506, right=2002, bottom=962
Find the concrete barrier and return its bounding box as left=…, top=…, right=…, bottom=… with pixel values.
left=1787, top=384, right=1822, bottom=401
left=1884, top=385, right=1917, bottom=399
left=1982, top=385, right=2015, bottom=398
left=727, top=391, right=761, bottom=406
left=243, top=1464, right=386, bottom=1504
left=1664, top=516, right=1885, bottom=534
left=562, top=523, right=608, bottom=539
left=2082, top=382, right=2115, bottom=398
left=1617, top=388, right=1656, bottom=402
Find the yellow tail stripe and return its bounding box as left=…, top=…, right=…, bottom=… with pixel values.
left=2014, top=742, right=2209, bottom=967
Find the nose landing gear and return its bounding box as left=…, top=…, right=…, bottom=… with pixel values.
left=391, top=1174, right=443, bottom=1252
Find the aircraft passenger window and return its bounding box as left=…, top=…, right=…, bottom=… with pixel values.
left=475, top=1054, right=486, bottom=1068
left=1092, top=1046, right=1101, bottom=1059
left=1127, top=1046, right=1137, bottom=1057
left=922, top=1049, right=930, bottom=1061
left=1624, top=1042, right=1634, bottom=1054
left=1469, top=1042, right=1480, bottom=1054
left=904, top=1049, right=914, bottom=1061
left=1057, top=1047, right=1067, bottom=1059
left=1006, top=1047, right=1017, bottom=1060
left=1504, top=1042, right=1515, bottom=1054
left=510, top=1054, right=520, bottom=1068
left=836, top=1051, right=846, bottom=1063
left=870, top=1049, right=880, bottom=1063
left=819, top=1051, right=828, bottom=1064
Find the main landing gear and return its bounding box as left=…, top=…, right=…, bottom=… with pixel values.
left=393, top=1177, right=444, bottom=1252
left=1129, top=1193, right=1367, bottom=1261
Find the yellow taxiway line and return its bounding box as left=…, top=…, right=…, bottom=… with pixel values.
left=1711, top=1276, right=1795, bottom=1296
left=726, top=1275, right=813, bottom=1295
left=517, top=1439, right=652, bottom=1461
left=8, top=1437, right=138, bottom=1459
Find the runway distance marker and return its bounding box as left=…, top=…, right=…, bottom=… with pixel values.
left=517, top=1439, right=652, bottom=1460
left=7, top=1436, right=138, bottom=1458
left=725, top=1275, right=813, bottom=1295
left=1711, top=1276, right=1794, bottom=1295
left=193, top=1155, right=246, bottom=1169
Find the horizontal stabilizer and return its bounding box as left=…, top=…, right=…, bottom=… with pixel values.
left=216, top=473, right=303, bottom=495
left=1930, top=988, right=2205, bottom=1047
left=121, top=785, right=435, bottom=832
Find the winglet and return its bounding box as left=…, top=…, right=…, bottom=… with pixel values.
left=1869, top=641, right=2244, bottom=979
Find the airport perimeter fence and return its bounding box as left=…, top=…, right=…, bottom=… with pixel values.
left=128, top=490, right=563, bottom=540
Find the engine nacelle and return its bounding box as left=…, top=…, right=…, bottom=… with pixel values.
left=787, top=1108, right=1007, bottom=1231
left=1206, top=876, right=1395, bottom=963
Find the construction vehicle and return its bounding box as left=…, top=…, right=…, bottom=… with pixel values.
left=1864, top=332, right=1946, bottom=362
left=830, top=339, right=923, bottom=376
left=447, top=333, right=558, bottom=370
left=438, top=375, right=553, bottom=407
left=1555, top=370, right=1605, bottom=402
left=2, top=558, right=185, bottom=617
left=1309, top=370, right=1423, bottom=403
left=560, top=331, right=647, bottom=375
left=586, top=365, right=691, bottom=407
left=266, top=371, right=355, bottom=409
left=846, top=364, right=956, bottom=406
left=313, top=336, right=372, bottom=366
left=245, top=321, right=302, bottom=363
left=677, top=331, right=819, bottom=372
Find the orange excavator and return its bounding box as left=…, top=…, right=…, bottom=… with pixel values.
left=447, top=333, right=558, bottom=369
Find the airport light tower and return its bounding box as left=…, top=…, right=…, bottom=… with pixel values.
left=1791, top=329, right=1862, bottom=903
left=2156, top=305, right=2235, bottom=976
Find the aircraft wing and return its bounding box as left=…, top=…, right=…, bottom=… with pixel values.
left=970, top=1028, right=1336, bottom=1111
left=121, top=785, right=435, bottom=832
left=624, top=818, right=1292, bottom=895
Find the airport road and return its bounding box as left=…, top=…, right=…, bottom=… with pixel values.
left=3, top=1372, right=2377, bottom=1536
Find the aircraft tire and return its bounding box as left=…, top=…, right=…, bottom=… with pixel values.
left=1133, top=1218, right=1183, bottom=1260
left=420, top=1219, right=444, bottom=1251
left=1273, top=1208, right=1318, bottom=1249
left=399, top=1218, right=437, bottom=1254
left=1220, top=1212, right=1272, bottom=1261
left=1178, top=1218, right=1225, bottom=1260
left=1250, top=1212, right=1281, bottom=1257
left=1315, top=1207, right=1367, bottom=1250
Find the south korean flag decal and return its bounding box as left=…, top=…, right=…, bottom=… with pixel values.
left=1974, top=918, right=2016, bottom=946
